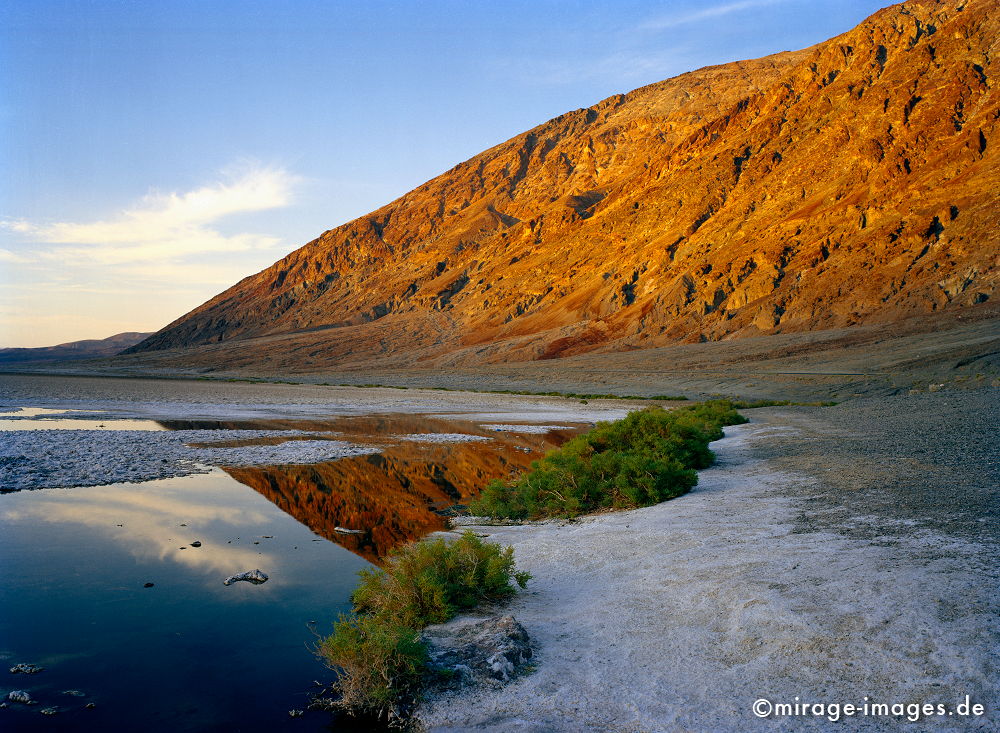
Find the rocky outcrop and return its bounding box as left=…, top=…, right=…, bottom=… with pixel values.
left=422, top=615, right=533, bottom=688
left=126, top=0, right=998, bottom=370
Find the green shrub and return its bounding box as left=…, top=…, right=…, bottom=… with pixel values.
left=351, top=533, right=531, bottom=627
left=469, top=400, right=746, bottom=520
left=318, top=532, right=530, bottom=718
left=318, top=614, right=427, bottom=714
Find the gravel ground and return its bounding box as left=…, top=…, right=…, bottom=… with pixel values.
left=418, top=390, right=999, bottom=732
left=744, top=390, right=1000, bottom=543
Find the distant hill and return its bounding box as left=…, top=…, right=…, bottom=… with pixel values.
left=0, top=332, right=153, bottom=365
left=126, top=0, right=997, bottom=372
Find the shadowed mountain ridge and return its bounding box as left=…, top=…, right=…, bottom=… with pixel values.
left=0, top=332, right=152, bottom=364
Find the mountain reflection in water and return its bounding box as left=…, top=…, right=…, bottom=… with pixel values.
left=214, top=414, right=581, bottom=563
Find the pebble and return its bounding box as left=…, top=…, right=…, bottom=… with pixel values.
left=9, top=663, right=43, bottom=674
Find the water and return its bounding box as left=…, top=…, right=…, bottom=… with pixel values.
left=0, top=375, right=593, bottom=730
left=0, top=407, right=168, bottom=432
left=1, top=470, right=365, bottom=731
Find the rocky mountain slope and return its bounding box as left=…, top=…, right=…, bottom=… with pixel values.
left=127, top=0, right=998, bottom=369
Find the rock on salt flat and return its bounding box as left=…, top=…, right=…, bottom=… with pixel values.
left=423, top=615, right=534, bottom=688
left=0, top=429, right=378, bottom=492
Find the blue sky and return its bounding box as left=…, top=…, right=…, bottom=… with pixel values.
left=1, top=0, right=890, bottom=347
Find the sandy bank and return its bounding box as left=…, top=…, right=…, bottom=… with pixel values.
left=419, top=392, right=999, bottom=731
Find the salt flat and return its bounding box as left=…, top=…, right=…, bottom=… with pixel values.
left=0, top=374, right=628, bottom=491
left=0, top=373, right=637, bottom=422
left=420, top=391, right=999, bottom=732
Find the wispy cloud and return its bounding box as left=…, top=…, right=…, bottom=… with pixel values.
left=4, top=477, right=277, bottom=575
left=639, top=0, right=786, bottom=32
left=3, top=164, right=297, bottom=264
left=0, top=164, right=300, bottom=347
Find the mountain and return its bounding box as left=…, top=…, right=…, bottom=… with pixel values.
left=126, top=0, right=998, bottom=371
left=0, top=332, right=153, bottom=365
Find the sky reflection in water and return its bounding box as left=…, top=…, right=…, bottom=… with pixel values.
left=0, top=412, right=579, bottom=731
left=0, top=407, right=168, bottom=432
left=0, top=470, right=367, bottom=732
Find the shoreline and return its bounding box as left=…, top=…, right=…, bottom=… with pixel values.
left=3, top=375, right=996, bottom=730
left=417, top=391, right=999, bottom=731
left=2, top=316, right=997, bottom=404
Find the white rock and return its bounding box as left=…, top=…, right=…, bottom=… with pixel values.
left=334, top=526, right=364, bottom=534
left=223, top=569, right=269, bottom=586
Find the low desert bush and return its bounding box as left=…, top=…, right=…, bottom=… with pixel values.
left=469, top=400, right=747, bottom=519
left=318, top=532, right=530, bottom=719
left=350, top=532, right=531, bottom=627
left=319, top=614, right=428, bottom=716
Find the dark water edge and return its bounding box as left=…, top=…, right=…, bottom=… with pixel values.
left=0, top=470, right=366, bottom=732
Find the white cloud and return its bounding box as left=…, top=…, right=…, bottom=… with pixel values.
left=0, top=164, right=300, bottom=347
left=3, top=475, right=278, bottom=575
left=639, top=0, right=786, bottom=31
left=3, top=165, right=297, bottom=264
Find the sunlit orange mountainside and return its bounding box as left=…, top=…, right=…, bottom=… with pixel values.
left=127, top=0, right=998, bottom=370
